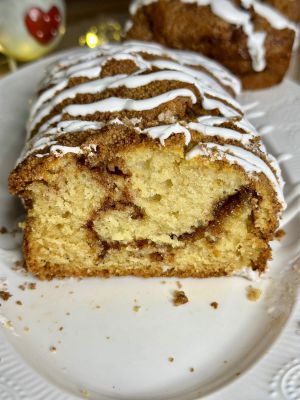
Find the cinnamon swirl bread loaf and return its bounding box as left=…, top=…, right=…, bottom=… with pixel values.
left=9, top=41, right=285, bottom=280
left=127, top=0, right=298, bottom=89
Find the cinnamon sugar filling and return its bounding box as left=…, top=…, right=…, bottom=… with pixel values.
left=85, top=186, right=257, bottom=261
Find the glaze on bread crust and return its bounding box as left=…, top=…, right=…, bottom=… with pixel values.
left=127, top=0, right=298, bottom=89
left=9, top=41, right=285, bottom=280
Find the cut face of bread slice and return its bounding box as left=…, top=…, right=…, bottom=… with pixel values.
left=9, top=41, right=285, bottom=280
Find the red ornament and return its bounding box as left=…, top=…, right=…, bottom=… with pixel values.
left=24, top=6, right=61, bottom=45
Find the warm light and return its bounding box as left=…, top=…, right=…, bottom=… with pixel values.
left=78, top=21, right=122, bottom=48
left=86, top=32, right=99, bottom=48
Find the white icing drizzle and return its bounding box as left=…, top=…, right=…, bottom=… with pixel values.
left=39, top=41, right=241, bottom=96
left=129, top=0, right=297, bottom=71
left=144, top=123, right=191, bottom=145
left=20, top=41, right=284, bottom=211
left=232, top=266, right=261, bottom=281
left=30, top=68, right=241, bottom=131
left=65, top=88, right=197, bottom=116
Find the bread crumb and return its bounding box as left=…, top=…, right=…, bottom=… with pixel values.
left=0, top=290, right=12, bottom=301
left=59, top=326, right=64, bottom=331
left=66, top=312, right=70, bottom=316
left=49, top=346, right=56, bottom=353
left=189, top=367, right=194, bottom=372
left=24, top=326, right=30, bottom=332
left=106, top=336, right=110, bottom=340
left=28, top=282, right=36, bottom=290
left=210, top=301, right=219, bottom=309
left=0, top=226, right=8, bottom=234
left=15, top=300, right=23, bottom=306
left=95, top=305, right=101, bottom=309
left=172, top=290, right=189, bottom=306
left=18, top=282, right=36, bottom=291
left=17, top=316, right=22, bottom=321
left=133, top=305, right=140, bottom=312
left=246, top=286, right=261, bottom=301
left=176, top=281, right=182, bottom=289
left=161, top=280, right=166, bottom=284
left=275, top=229, right=285, bottom=240
left=168, top=357, right=174, bottom=362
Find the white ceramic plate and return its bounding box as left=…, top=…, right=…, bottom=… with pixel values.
left=0, top=53, right=300, bottom=400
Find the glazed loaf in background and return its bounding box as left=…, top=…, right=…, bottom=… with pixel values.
left=127, top=0, right=298, bottom=89
left=9, top=41, right=285, bottom=280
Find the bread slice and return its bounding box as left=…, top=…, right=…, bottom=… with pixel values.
left=126, top=0, right=297, bottom=89
left=9, top=41, right=285, bottom=280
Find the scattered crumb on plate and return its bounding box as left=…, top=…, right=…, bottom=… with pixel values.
left=18, top=282, right=36, bottom=291
left=168, top=357, right=174, bottom=362
left=189, top=367, right=195, bottom=372
left=176, top=281, right=182, bottom=289
left=24, top=326, right=30, bottom=332
left=0, top=226, right=8, bottom=234
left=49, top=346, right=57, bottom=353
left=172, top=290, right=189, bottom=306
left=161, top=280, right=166, bottom=284
left=15, top=300, right=22, bottom=306
left=0, top=290, right=12, bottom=301
left=210, top=301, right=219, bottom=309
left=246, top=286, right=262, bottom=301
left=275, top=229, right=285, bottom=240
left=59, top=326, right=64, bottom=331
left=133, top=305, right=141, bottom=312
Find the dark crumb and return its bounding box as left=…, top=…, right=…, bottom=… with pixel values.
left=0, top=290, right=12, bottom=301
left=176, top=281, right=182, bottom=289
left=275, top=229, right=286, bottom=240
left=69, top=291, right=74, bottom=294
left=223, top=360, right=228, bottom=364
left=55, top=285, right=60, bottom=288
left=15, top=260, right=23, bottom=267
left=49, top=346, right=56, bottom=353
left=15, top=300, right=23, bottom=306
left=246, top=286, right=261, bottom=302
left=106, top=336, right=110, bottom=340
left=236, top=372, right=241, bottom=376
left=0, top=226, right=8, bottom=234
left=95, top=305, right=101, bottom=309
left=66, top=312, right=70, bottom=316
left=133, top=305, right=141, bottom=312
left=18, top=282, right=36, bottom=291
left=168, top=357, right=174, bottom=362
left=172, top=290, right=189, bottom=306
left=189, top=367, right=195, bottom=372
left=24, top=326, right=30, bottom=332
left=59, top=326, right=64, bottom=331
left=28, top=282, right=36, bottom=290
left=210, top=301, right=219, bottom=309
left=161, top=280, right=166, bottom=284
